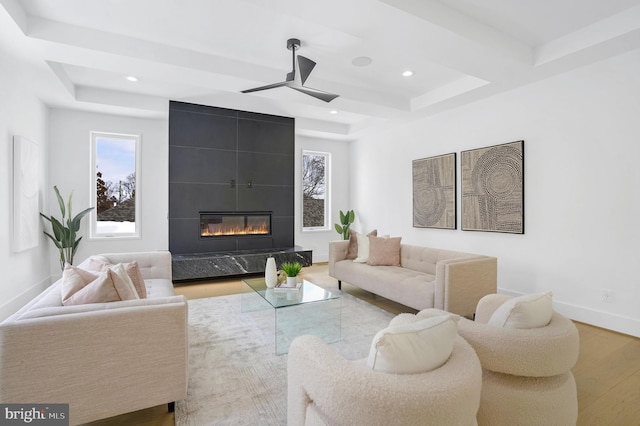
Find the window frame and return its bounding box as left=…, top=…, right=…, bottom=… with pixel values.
left=89, top=131, right=141, bottom=239
left=302, top=150, right=331, bottom=232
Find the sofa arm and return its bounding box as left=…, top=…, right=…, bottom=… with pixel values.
left=288, top=335, right=481, bottom=426
left=434, top=256, right=497, bottom=318
left=0, top=295, right=188, bottom=424
left=328, top=240, right=349, bottom=277
left=102, top=251, right=172, bottom=280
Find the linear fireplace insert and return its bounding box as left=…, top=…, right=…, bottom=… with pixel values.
left=200, top=212, right=271, bottom=238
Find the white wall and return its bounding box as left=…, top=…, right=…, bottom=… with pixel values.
left=47, top=109, right=168, bottom=276
left=350, top=49, right=640, bottom=337
left=295, top=135, right=351, bottom=262
left=0, top=58, right=51, bottom=320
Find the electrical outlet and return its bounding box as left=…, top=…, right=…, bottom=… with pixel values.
left=601, top=289, right=614, bottom=303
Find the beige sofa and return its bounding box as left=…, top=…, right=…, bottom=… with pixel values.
left=0, top=251, right=188, bottom=425
left=329, top=240, right=497, bottom=317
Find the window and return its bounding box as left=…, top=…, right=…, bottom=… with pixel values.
left=302, top=150, right=330, bottom=231
left=90, top=132, right=140, bottom=238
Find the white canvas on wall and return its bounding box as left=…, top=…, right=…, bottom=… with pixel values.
left=12, top=136, right=40, bottom=252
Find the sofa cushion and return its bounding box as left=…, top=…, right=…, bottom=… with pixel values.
left=367, top=236, right=401, bottom=266
left=79, top=256, right=147, bottom=298
left=366, top=314, right=458, bottom=374
left=62, top=264, right=139, bottom=306
left=144, top=278, right=177, bottom=298
left=488, top=291, right=553, bottom=329
left=333, top=261, right=436, bottom=310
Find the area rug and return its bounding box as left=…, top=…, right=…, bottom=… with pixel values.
left=175, top=292, right=395, bottom=425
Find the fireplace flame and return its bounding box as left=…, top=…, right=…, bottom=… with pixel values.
left=201, top=221, right=269, bottom=237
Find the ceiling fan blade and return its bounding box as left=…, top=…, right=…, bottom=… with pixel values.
left=289, top=85, right=339, bottom=103
left=241, top=38, right=340, bottom=102
left=297, top=55, right=316, bottom=86
left=241, top=81, right=288, bottom=94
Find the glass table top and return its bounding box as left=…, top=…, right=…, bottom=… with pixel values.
left=242, top=277, right=340, bottom=309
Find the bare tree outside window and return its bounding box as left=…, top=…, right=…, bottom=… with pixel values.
left=91, top=132, right=141, bottom=238
left=303, top=151, right=330, bottom=230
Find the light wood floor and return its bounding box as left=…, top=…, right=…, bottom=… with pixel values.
left=84, top=263, right=640, bottom=426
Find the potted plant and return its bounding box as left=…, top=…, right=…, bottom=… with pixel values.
left=40, top=186, right=94, bottom=271
left=334, top=209, right=355, bottom=240
left=281, top=261, right=302, bottom=287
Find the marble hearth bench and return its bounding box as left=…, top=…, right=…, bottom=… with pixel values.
left=172, top=246, right=312, bottom=281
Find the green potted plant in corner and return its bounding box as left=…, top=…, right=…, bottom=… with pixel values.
left=40, top=186, right=94, bottom=271
left=281, top=261, right=302, bottom=287
left=334, top=209, right=355, bottom=240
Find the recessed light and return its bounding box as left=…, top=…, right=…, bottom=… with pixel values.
left=125, top=76, right=138, bottom=82
left=352, top=56, right=373, bottom=67
left=402, top=70, right=414, bottom=77
left=329, top=110, right=338, bottom=114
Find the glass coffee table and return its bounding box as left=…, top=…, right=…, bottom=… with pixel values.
left=241, top=277, right=341, bottom=355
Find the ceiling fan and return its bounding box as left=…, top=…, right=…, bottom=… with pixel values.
left=241, top=38, right=339, bottom=103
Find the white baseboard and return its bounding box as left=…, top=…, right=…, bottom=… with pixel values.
left=0, top=276, right=51, bottom=321
left=312, top=252, right=328, bottom=263
left=498, top=288, right=640, bottom=338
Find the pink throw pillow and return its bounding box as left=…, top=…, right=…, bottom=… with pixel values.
left=80, top=256, right=147, bottom=298
left=61, top=264, right=139, bottom=305
left=367, top=236, right=402, bottom=266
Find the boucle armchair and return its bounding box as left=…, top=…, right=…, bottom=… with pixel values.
left=287, top=333, right=482, bottom=426
left=456, top=294, right=580, bottom=426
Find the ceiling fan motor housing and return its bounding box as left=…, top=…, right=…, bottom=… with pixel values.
left=287, top=38, right=301, bottom=50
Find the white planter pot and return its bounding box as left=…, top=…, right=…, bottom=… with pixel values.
left=286, top=276, right=298, bottom=288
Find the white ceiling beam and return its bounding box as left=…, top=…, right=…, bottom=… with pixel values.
left=535, top=4, right=640, bottom=66
left=271, top=0, right=534, bottom=82
left=45, top=61, right=75, bottom=98
left=411, top=76, right=489, bottom=111
left=25, top=16, right=407, bottom=114
left=377, top=0, right=533, bottom=63
left=0, top=0, right=27, bottom=33
left=75, top=86, right=168, bottom=112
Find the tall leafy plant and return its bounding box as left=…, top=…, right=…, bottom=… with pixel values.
left=40, top=186, right=94, bottom=270
left=334, top=209, right=355, bottom=240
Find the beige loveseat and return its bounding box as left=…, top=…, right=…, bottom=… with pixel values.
left=329, top=240, right=497, bottom=317
left=0, top=251, right=188, bottom=425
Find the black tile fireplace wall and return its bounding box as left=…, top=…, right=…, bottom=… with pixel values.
left=168, top=101, right=295, bottom=255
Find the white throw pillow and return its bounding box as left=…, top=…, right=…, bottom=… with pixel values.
left=488, top=291, right=553, bottom=329
left=109, top=263, right=140, bottom=301
left=366, top=314, right=457, bottom=374
left=353, top=232, right=371, bottom=263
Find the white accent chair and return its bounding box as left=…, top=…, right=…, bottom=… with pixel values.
left=287, top=332, right=482, bottom=425
left=457, top=294, right=580, bottom=426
